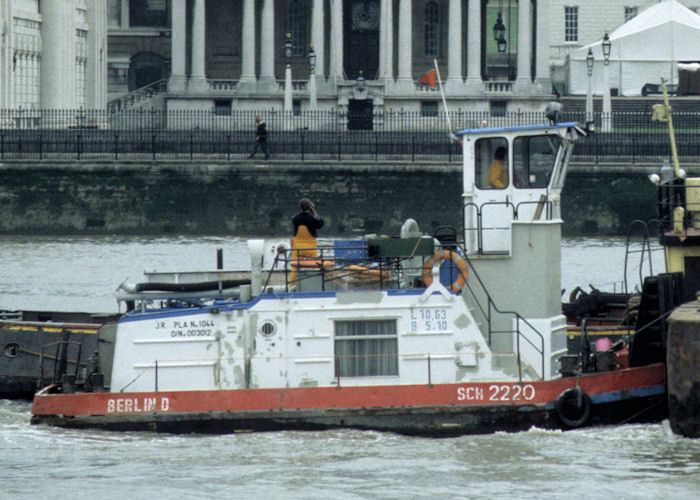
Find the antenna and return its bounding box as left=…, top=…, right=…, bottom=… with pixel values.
left=434, top=59, right=458, bottom=142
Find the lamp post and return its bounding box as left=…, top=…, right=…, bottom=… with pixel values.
left=601, top=32, right=612, bottom=132
left=284, top=33, right=294, bottom=113
left=586, top=48, right=594, bottom=124
left=493, top=13, right=506, bottom=53
left=308, top=45, right=317, bottom=109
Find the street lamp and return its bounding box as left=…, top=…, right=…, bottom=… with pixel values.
left=493, top=13, right=507, bottom=53
left=601, top=32, right=612, bottom=132
left=586, top=48, right=594, bottom=124
left=284, top=33, right=293, bottom=113
left=308, top=45, right=317, bottom=109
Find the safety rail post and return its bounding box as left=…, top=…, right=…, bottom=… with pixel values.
left=226, top=134, right=231, bottom=160
left=152, top=133, right=156, bottom=161
left=427, top=354, right=432, bottom=387
left=114, top=133, right=119, bottom=160
left=516, top=317, right=522, bottom=383
left=301, top=131, right=305, bottom=161
left=335, top=356, right=341, bottom=388
left=76, top=133, right=82, bottom=160
left=155, top=360, right=158, bottom=392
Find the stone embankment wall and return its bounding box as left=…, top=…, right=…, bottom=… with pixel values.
left=0, top=160, right=670, bottom=236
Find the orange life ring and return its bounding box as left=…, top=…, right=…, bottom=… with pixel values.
left=422, top=249, right=468, bottom=292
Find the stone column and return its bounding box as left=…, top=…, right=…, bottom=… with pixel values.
left=311, top=0, right=325, bottom=78
left=514, top=0, right=532, bottom=93
left=120, top=0, right=129, bottom=29
left=396, top=0, right=412, bottom=90
left=188, top=0, right=208, bottom=92
left=40, top=0, right=76, bottom=108
left=534, top=0, right=551, bottom=94
left=168, top=0, right=187, bottom=92
left=259, top=0, right=276, bottom=88
left=379, top=0, right=393, bottom=81
left=86, top=0, right=107, bottom=109
left=465, top=0, right=482, bottom=93
left=329, top=0, right=343, bottom=81
left=446, top=0, right=463, bottom=91
left=240, top=0, right=257, bottom=84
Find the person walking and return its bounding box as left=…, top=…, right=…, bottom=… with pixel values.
left=248, top=116, right=270, bottom=159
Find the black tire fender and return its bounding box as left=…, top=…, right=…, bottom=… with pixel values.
left=555, top=387, right=592, bottom=428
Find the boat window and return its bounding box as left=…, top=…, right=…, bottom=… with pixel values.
left=475, top=137, right=509, bottom=189
left=512, top=135, right=562, bottom=189
left=334, top=320, right=398, bottom=377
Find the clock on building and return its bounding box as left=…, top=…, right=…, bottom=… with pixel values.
left=351, top=1, right=380, bottom=31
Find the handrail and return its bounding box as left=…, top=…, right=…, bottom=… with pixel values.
left=458, top=246, right=546, bottom=381
left=107, top=79, right=168, bottom=112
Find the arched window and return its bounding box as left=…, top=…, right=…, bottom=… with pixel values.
left=424, top=1, right=440, bottom=58
left=287, top=1, right=308, bottom=57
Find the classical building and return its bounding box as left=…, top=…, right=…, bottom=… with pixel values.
left=107, top=0, right=554, bottom=115
left=0, top=0, right=107, bottom=110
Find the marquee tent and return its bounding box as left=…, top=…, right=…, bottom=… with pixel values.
left=567, top=0, right=700, bottom=96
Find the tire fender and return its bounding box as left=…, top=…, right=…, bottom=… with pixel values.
left=555, top=387, right=592, bottom=428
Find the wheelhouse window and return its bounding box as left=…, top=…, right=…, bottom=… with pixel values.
left=564, top=7, right=578, bottom=42
left=129, top=0, right=169, bottom=28
left=475, top=137, right=509, bottom=190
left=424, top=2, right=440, bottom=58
left=512, top=135, right=562, bottom=188
left=288, top=1, right=308, bottom=57
left=334, top=320, right=398, bottom=377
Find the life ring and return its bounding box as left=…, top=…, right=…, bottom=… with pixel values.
left=555, top=387, right=591, bottom=428
left=422, top=249, right=468, bottom=292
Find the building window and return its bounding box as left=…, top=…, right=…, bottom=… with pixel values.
left=490, top=100, right=507, bottom=117
left=129, top=0, right=169, bottom=28
left=424, top=1, right=440, bottom=57
left=564, top=7, right=578, bottom=42
left=214, top=100, right=231, bottom=116
left=334, top=320, right=398, bottom=377
left=421, top=101, right=439, bottom=117
left=288, top=1, right=308, bottom=57
left=624, top=7, right=638, bottom=21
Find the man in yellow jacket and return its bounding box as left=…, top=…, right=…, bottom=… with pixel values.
left=488, top=146, right=508, bottom=188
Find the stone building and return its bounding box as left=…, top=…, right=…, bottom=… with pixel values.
left=107, top=0, right=554, bottom=116
left=548, top=0, right=700, bottom=92
left=0, top=0, right=107, bottom=110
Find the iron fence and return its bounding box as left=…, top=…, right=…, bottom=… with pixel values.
left=0, top=108, right=697, bottom=162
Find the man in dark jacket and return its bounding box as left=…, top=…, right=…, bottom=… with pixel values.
left=248, top=116, right=270, bottom=159
left=292, top=198, right=324, bottom=238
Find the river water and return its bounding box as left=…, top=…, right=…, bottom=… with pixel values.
left=1, top=236, right=698, bottom=499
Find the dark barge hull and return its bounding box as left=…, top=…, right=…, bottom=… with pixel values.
left=0, top=311, right=118, bottom=399
left=31, top=364, right=667, bottom=436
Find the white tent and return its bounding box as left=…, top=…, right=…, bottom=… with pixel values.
left=567, top=0, right=700, bottom=96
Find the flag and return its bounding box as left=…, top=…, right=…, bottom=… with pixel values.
left=418, top=69, right=437, bottom=88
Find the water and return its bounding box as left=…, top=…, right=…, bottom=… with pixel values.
left=1, top=235, right=698, bottom=499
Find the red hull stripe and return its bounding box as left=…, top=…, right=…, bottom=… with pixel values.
left=32, top=364, right=666, bottom=418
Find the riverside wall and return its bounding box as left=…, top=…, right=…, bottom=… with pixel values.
left=0, top=160, right=678, bottom=237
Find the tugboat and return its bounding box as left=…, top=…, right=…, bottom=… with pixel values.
left=30, top=111, right=667, bottom=435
